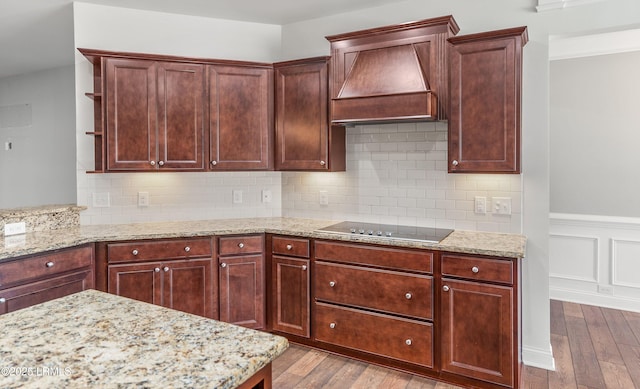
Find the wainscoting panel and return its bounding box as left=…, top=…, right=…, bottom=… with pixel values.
left=549, top=213, right=640, bottom=313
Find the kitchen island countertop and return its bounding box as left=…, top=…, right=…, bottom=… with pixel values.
left=0, top=217, right=526, bottom=261
left=0, top=289, right=288, bottom=388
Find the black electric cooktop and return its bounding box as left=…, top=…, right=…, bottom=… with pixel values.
left=317, top=221, right=454, bottom=243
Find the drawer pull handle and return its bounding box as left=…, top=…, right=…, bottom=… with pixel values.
left=154, top=268, right=160, bottom=272
left=0, top=298, right=6, bottom=303
left=286, top=244, right=293, bottom=250
left=405, top=292, right=412, bottom=300
left=45, top=261, right=54, bottom=268
left=443, top=285, right=450, bottom=292
left=472, top=266, right=479, bottom=273
left=329, top=281, right=336, bottom=288
left=329, top=322, right=336, bottom=329
left=220, top=263, right=227, bottom=268
left=184, top=246, right=191, bottom=252
left=150, top=160, right=156, bottom=166
left=238, top=243, right=245, bottom=249
left=320, top=160, right=326, bottom=166
left=405, top=339, right=413, bottom=346
left=211, top=160, right=217, bottom=166
left=163, top=267, right=169, bottom=272
left=132, top=249, right=139, bottom=256
left=158, top=160, right=164, bottom=166
left=301, top=265, right=308, bottom=271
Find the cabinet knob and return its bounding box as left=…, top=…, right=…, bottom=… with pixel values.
left=154, top=267, right=160, bottom=272
left=472, top=266, right=479, bottom=273
left=405, top=339, right=413, bottom=346
left=443, top=285, right=450, bottom=292
left=301, top=265, right=308, bottom=271
left=405, top=292, right=412, bottom=300
left=150, top=160, right=156, bottom=166
left=220, top=262, right=227, bottom=268
left=45, top=261, right=54, bottom=268
left=158, top=160, right=164, bottom=166
left=184, top=246, right=191, bottom=252
left=132, top=249, right=139, bottom=256
left=211, top=160, right=217, bottom=166
left=0, top=298, right=6, bottom=303
left=452, top=160, right=459, bottom=166
left=286, top=244, right=293, bottom=250
left=163, top=266, right=169, bottom=272
left=329, top=322, right=336, bottom=329
left=329, top=281, right=336, bottom=287
left=320, top=160, right=326, bottom=166
left=238, top=242, right=244, bottom=248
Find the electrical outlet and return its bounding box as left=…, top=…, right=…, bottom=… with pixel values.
left=319, top=190, right=329, bottom=206
left=233, top=190, right=243, bottom=204
left=138, top=192, right=150, bottom=207
left=93, top=192, right=110, bottom=208
left=261, top=189, right=272, bottom=203
left=492, top=197, right=512, bottom=215
left=597, top=285, right=614, bottom=295
left=4, top=222, right=26, bottom=236
left=474, top=196, right=487, bottom=214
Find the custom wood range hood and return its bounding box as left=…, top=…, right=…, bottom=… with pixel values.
left=326, top=16, right=460, bottom=125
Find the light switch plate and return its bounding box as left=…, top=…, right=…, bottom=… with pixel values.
left=138, top=192, right=150, bottom=207
left=474, top=196, right=487, bottom=214
left=261, top=190, right=272, bottom=203
left=4, top=222, right=26, bottom=236
left=93, top=192, right=110, bottom=208
left=233, top=190, right=243, bottom=204
left=492, top=197, right=512, bottom=215
left=319, top=190, right=329, bottom=206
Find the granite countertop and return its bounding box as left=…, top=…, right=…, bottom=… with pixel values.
left=0, top=290, right=288, bottom=388
left=0, top=217, right=527, bottom=261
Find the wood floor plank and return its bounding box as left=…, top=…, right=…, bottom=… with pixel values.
left=350, top=364, right=391, bottom=389
left=599, top=360, right=636, bottom=389
left=563, top=301, right=585, bottom=318
left=602, top=307, right=640, bottom=347
left=405, top=375, right=439, bottom=389
left=622, top=310, right=640, bottom=345
left=322, top=355, right=368, bottom=389
left=551, top=299, right=568, bottom=336
left=294, top=353, right=354, bottom=388
left=619, top=344, right=640, bottom=389
left=285, top=347, right=328, bottom=377
left=272, top=344, right=309, bottom=378
left=378, top=369, right=414, bottom=389
left=566, top=315, right=607, bottom=388
left=522, top=366, right=549, bottom=389
left=581, top=304, right=625, bottom=365
left=273, top=371, right=306, bottom=388
left=548, top=333, right=578, bottom=389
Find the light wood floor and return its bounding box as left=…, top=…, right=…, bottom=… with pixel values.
left=272, top=301, right=640, bottom=389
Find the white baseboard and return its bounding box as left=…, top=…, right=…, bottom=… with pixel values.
left=522, top=344, right=555, bottom=370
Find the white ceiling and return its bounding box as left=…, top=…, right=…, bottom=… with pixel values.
left=0, top=0, right=407, bottom=79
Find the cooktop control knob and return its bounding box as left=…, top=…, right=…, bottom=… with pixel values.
left=359, top=229, right=365, bottom=234
left=377, top=231, right=383, bottom=236
left=367, top=230, right=374, bottom=235
left=350, top=228, right=356, bottom=233
left=386, top=232, right=393, bottom=237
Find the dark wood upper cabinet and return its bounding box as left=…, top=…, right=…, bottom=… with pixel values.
left=326, top=16, right=459, bottom=124
left=208, top=65, right=273, bottom=170
left=274, top=57, right=345, bottom=171
left=448, top=27, right=528, bottom=174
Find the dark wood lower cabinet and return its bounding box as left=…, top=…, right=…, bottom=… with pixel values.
left=219, top=254, right=265, bottom=329
left=271, top=255, right=310, bottom=338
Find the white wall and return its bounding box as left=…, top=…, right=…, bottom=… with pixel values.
left=0, top=66, right=76, bottom=208
left=73, top=3, right=283, bottom=224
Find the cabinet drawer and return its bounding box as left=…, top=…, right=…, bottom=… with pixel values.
left=314, top=302, right=433, bottom=368
left=0, top=245, right=93, bottom=288
left=218, top=235, right=263, bottom=255
left=272, top=236, right=310, bottom=258
left=441, top=254, right=513, bottom=285
left=107, top=238, right=213, bottom=263
left=315, top=241, right=432, bottom=273
left=315, top=261, right=432, bottom=320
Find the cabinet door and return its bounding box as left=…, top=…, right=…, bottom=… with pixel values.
left=274, top=58, right=344, bottom=171
left=105, top=58, right=157, bottom=171
left=0, top=271, right=93, bottom=315
left=208, top=65, right=272, bottom=170
left=219, top=254, right=265, bottom=329
left=271, top=256, right=310, bottom=337
left=441, top=278, right=514, bottom=387
left=448, top=28, right=526, bottom=173
left=108, top=262, right=163, bottom=306
left=163, top=259, right=215, bottom=319
left=157, top=62, right=205, bottom=170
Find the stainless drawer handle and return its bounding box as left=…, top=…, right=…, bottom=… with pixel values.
left=405, top=339, right=412, bottom=346
left=238, top=243, right=244, bottom=249
left=184, top=246, right=191, bottom=252
left=0, top=298, right=6, bottom=303
left=211, top=160, right=217, bottom=166
left=154, top=268, right=160, bottom=272
left=150, top=160, right=156, bottom=166
left=301, top=265, right=307, bottom=271
left=45, top=261, right=54, bottom=268
left=132, top=249, right=139, bottom=256
left=220, top=263, right=227, bottom=268
left=158, top=160, right=164, bottom=166
left=163, top=266, right=169, bottom=272
left=286, top=244, right=293, bottom=250
left=329, top=322, right=336, bottom=329
left=329, top=281, right=336, bottom=288
left=443, top=285, right=450, bottom=292
left=452, top=160, right=459, bottom=166
left=472, top=266, right=479, bottom=273
left=405, top=292, right=412, bottom=300
left=320, top=160, right=326, bottom=166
